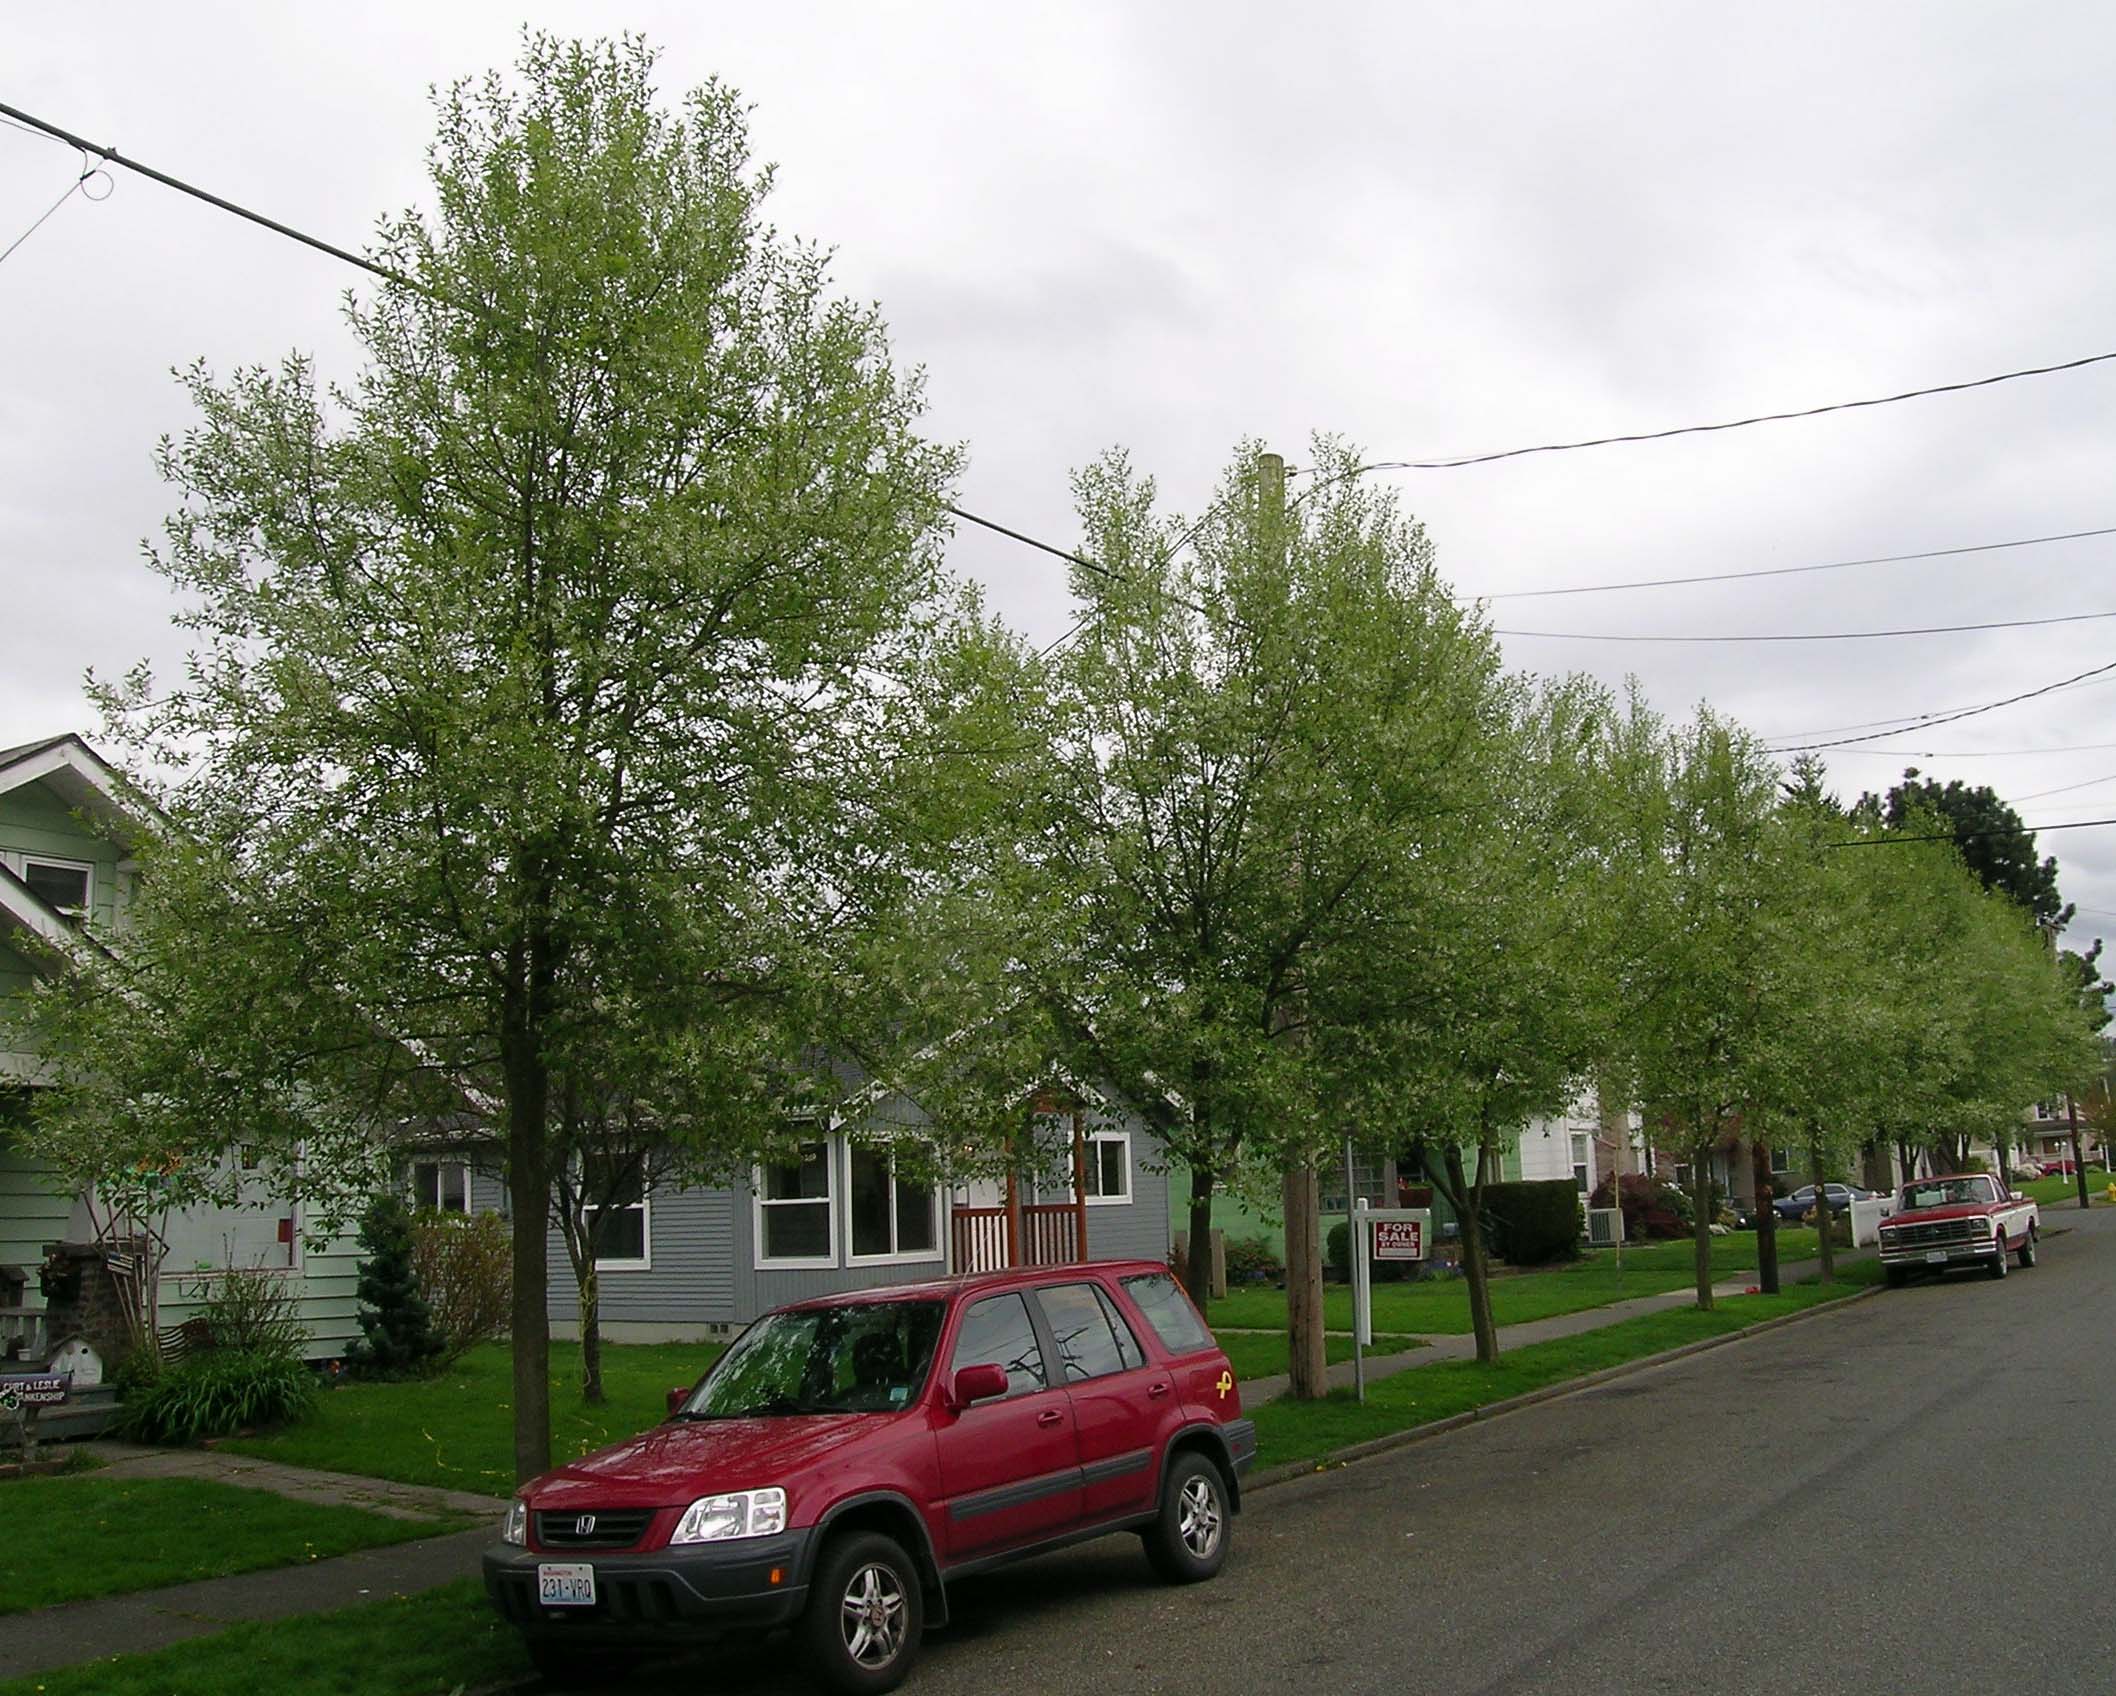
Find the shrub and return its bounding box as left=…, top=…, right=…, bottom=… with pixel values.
left=346, top=1195, right=445, bottom=1379
left=1221, top=1234, right=1284, bottom=1284
left=1481, top=1181, right=1582, bottom=1265
left=1589, top=1173, right=1694, bottom=1241
left=117, top=1349, right=319, bottom=1444
left=410, top=1207, right=512, bottom=1364
left=195, top=1271, right=310, bottom=1363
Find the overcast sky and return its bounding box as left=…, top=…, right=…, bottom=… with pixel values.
left=6, top=2, right=2114, bottom=962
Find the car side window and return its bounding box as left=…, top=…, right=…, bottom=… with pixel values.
left=1121, top=1272, right=1214, bottom=1356
left=948, top=1293, right=1047, bottom=1398
left=1037, top=1282, right=1146, bottom=1381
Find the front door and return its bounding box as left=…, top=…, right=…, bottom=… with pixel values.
left=1034, top=1280, right=1167, bottom=1520
left=931, top=1292, right=1081, bottom=1558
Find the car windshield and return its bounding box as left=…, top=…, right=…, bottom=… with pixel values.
left=680, top=1301, right=945, bottom=1419
left=1901, top=1179, right=1991, bottom=1210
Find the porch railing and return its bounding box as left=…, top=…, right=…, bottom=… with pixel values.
left=0, top=1306, right=49, bottom=1365
left=949, top=1203, right=1083, bottom=1273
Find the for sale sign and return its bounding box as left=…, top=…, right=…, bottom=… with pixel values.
left=1373, top=1218, right=1426, bottom=1261
left=0, top=1373, right=69, bottom=1413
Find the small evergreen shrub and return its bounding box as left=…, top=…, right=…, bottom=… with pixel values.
left=1221, top=1235, right=1284, bottom=1284
left=117, top=1349, right=318, bottom=1444
left=1481, top=1180, right=1583, bottom=1265
left=346, top=1195, right=445, bottom=1379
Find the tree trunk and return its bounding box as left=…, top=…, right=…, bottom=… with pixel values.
left=1185, top=1163, right=1216, bottom=1319
left=578, top=1261, right=604, bottom=1405
left=1281, top=1159, right=1327, bottom=1400
left=2068, top=1095, right=2089, bottom=1210
left=1810, top=1140, right=1837, bottom=1283
left=504, top=1043, right=552, bottom=1483
left=1443, top=1144, right=1500, bottom=1365
left=1751, top=1137, right=1780, bottom=1296
left=1690, top=1145, right=1714, bottom=1311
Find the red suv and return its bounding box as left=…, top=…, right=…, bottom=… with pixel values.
left=483, top=1260, right=1254, bottom=1692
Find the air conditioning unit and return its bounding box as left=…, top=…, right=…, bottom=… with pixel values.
left=1586, top=1206, right=1625, bottom=1248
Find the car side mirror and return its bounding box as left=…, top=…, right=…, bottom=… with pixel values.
left=951, top=1364, right=1010, bottom=1409
left=666, top=1386, right=689, bottom=1417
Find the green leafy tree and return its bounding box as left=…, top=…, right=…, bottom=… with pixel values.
left=1860, top=772, right=2068, bottom=925
left=23, top=36, right=969, bottom=1480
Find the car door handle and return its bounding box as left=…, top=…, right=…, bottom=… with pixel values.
left=1036, top=1408, right=1064, bottom=1427
left=1147, top=1383, right=1170, bottom=1399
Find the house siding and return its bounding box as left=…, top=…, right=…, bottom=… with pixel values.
left=0, top=779, right=126, bottom=935
left=0, top=1130, right=71, bottom=1306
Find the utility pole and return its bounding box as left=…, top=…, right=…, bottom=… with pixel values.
left=1261, top=447, right=1328, bottom=1402
left=2067, top=1092, right=2089, bottom=1210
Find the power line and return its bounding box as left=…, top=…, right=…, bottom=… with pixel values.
left=0, top=151, right=111, bottom=268
left=1828, top=816, right=2116, bottom=849
left=1333, top=347, right=2116, bottom=475
left=1769, top=658, right=2116, bottom=753
left=1474, top=523, right=2116, bottom=601
left=1805, top=741, right=2116, bottom=759
left=1759, top=670, right=2116, bottom=743
left=1497, top=610, right=2116, bottom=644
left=2014, top=771, right=2116, bottom=804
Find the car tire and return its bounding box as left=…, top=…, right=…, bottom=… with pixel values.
left=801, top=1530, right=923, bottom=1696
left=1144, top=1450, right=1231, bottom=1584
left=1988, top=1236, right=2009, bottom=1278
left=2019, top=1229, right=2037, bottom=1269
left=1885, top=1266, right=1908, bottom=1289
left=526, top=1637, right=612, bottom=1688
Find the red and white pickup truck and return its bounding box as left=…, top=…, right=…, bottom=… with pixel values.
left=1877, top=1174, right=2038, bottom=1286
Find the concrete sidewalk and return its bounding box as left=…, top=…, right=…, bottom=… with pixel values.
left=1242, top=1254, right=1867, bottom=1403
left=82, top=1438, right=503, bottom=1520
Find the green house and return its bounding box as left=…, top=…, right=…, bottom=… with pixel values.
left=0, top=735, right=362, bottom=1366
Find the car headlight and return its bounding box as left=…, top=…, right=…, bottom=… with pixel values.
left=502, top=1499, right=528, bottom=1546
left=670, top=1487, right=787, bottom=1544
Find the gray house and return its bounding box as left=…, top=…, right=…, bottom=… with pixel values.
left=414, top=1075, right=1174, bottom=1341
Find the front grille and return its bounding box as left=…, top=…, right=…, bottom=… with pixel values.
left=1883, top=1218, right=1983, bottom=1251
left=535, top=1508, right=654, bottom=1550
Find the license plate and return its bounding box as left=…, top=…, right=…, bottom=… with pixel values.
left=537, top=1562, right=596, bottom=1607
left=1925, top=1251, right=1949, bottom=1265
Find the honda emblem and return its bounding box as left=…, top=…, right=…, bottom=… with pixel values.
left=574, top=1514, right=596, bottom=1538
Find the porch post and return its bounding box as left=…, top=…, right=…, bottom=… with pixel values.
left=1003, top=1170, right=1022, bottom=1268
left=1070, top=1107, right=1090, bottom=1263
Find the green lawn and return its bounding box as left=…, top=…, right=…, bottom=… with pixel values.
left=0, top=1579, right=528, bottom=1696
left=1251, top=1264, right=1885, bottom=1468
left=2019, top=1169, right=2112, bottom=1206
left=1212, top=1330, right=1420, bottom=1382
left=0, top=1477, right=465, bottom=1614
left=1205, top=1229, right=1842, bottom=1336
left=220, top=1340, right=723, bottom=1497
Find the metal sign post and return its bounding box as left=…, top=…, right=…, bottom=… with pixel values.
left=1348, top=1205, right=1430, bottom=1405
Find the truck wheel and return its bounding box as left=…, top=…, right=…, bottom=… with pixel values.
left=1144, top=1450, right=1231, bottom=1583
left=802, top=1530, right=923, bottom=1695
left=2018, top=1229, right=2037, bottom=1268
left=1885, top=1266, right=1908, bottom=1289
left=1988, top=1237, right=2009, bottom=1278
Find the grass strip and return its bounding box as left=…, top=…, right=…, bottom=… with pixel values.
left=0, top=1578, right=526, bottom=1696
left=1213, top=1330, right=1420, bottom=1382
left=0, top=1477, right=465, bottom=1615
left=220, top=1339, right=724, bottom=1496
left=1251, top=1264, right=1883, bottom=1470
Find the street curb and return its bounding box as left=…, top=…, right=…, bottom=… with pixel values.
left=1244, top=1282, right=1884, bottom=1493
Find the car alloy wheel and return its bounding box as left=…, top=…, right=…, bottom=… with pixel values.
left=840, top=1562, right=908, bottom=1669
left=1178, top=1474, right=1223, bottom=1560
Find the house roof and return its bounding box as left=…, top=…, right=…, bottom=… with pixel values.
left=0, top=732, right=162, bottom=853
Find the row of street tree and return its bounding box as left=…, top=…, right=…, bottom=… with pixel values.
left=5, top=37, right=2106, bottom=1475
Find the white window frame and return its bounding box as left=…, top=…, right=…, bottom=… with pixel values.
left=753, top=1135, right=839, bottom=1270
left=1569, top=1132, right=1591, bottom=1193
left=844, top=1141, right=944, bottom=1266
left=1033, top=1125, right=1133, bottom=1208
left=409, top=1159, right=471, bottom=1215
left=15, top=853, right=94, bottom=918
left=588, top=1192, right=652, bottom=1272
left=1769, top=1146, right=1791, bottom=1175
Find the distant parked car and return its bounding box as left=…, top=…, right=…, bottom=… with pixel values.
left=1772, top=1183, right=1874, bottom=1222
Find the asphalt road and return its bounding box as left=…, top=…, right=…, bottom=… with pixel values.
left=605, top=1208, right=2116, bottom=1696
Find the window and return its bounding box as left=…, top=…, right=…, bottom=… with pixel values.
left=1037, top=1282, right=1145, bottom=1380
left=1672, top=1162, right=1693, bottom=1188
left=1121, top=1272, right=1213, bottom=1356
left=847, top=1144, right=940, bottom=1263
left=1768, top=1146, right=1791, bottom=1175
left=583, top=1158, right=648, bottom=1268
left=21, top=857, right=90, bottom=917
left=411, top=1160, right=469, bottom=1214
left=757, top=1139, right=835, bottom=1265
left=948, top=1293, right=1046, bottom=1398
left=684, top=1301, right=946, bottom=1417
left=1569, top=1133, right=1591, bottom=1193
left=1034, top=1125, right=1132, bottom=1206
